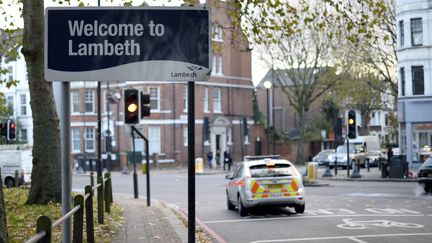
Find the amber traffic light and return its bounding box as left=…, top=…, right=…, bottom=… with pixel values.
left=347, top=110, right=356, bottom=139
left=124, top=89, right=139, bottom=124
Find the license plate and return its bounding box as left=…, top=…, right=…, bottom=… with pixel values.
left=270, top=193, right=282, bottom=197
left=267, top=184, right=282, bottom=189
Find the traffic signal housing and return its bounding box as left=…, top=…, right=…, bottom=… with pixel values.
left=1, top=122, right=6, bottom=137
left=347, top=110, right=356, bottom=139
left=141, top=92, right=151, bottom=118
left=124, top=89, right=139, bottom=124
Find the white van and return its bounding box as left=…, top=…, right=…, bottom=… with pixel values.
left=348, top=136, right=380, bottom=151
left=0, top=145, right=33, bottom=188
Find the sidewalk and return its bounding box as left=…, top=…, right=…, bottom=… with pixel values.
left=112, top=195, right=187, bottom=243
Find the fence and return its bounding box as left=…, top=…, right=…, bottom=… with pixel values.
left=24, top=172, right=113, bottom=243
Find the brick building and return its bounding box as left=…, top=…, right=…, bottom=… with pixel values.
left=69, top=1, right=257, bottom=169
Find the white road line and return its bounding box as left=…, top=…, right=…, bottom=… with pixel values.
left=204, top=214, right=430, bottom=224
left=249, top=232, right=432, bottom=243
left=348, top=237, right=368, bottom=243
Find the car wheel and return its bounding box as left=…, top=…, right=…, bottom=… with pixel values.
left=294, top=204, right=305, bottom=214
left=424, top=184, right=432, bottom=194
left=238, top=195, right=248, bottom=217
left=226, top=192, right=235, bottom=210
left=5, top=178, right=14, bottom=188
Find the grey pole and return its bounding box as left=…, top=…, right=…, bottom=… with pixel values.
left=60, top=82, right=72, bottom=243
left=187, top=81, right=195, bottom=243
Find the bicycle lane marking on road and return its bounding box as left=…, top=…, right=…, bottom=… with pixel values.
left=336, top=218, right=424, bottom=230
left=248, top=232, right=432, bottom=243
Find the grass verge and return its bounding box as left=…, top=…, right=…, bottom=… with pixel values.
left=4, top=188, right=123, bottom=242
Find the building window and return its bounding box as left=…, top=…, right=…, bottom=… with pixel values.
left=85, top=128, right=95, bottom=152
left=103, top=91, right=109, bottom=113
left=412, top=66, right=424, bottom=95
left=227, top=127, right=232, bottom=145
left=84, top=91, right=94, bottom=113
left=6, top=96, right=13, bottom=111
left=183, top=85, right=188, bottom=112
left=212, top=54, right=223, bottom=75
left=400, top=67, right=405, bottom=96
left=20, top=129, right=27, bottom=142
left=7, top=66, right=13, bottom=81
left=20, top=94, right=27, bottom=116
left=203, top=87, right=209, bottom=112
left=399, top=20, right=404, bottom=47
left=72, top=127, right=81, bottom=152
left=212, top=23, right=223, bottom=42
left=213, top=88, right=221, bottom=112
left=72, top=91, right=80, bottom=113
left=183, top=127, right=188, bottom=146
left=410, top=18, right=422, bottom=46
left=148, top=126, right=161, bottom=154
left=148, top=87, right=160, bottom=111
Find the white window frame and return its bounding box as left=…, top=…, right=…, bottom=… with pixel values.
left=84, top=128, right=95, bottom=152
left=20, top=94, right=27, bottom=116
left=183, top=84, right=188, bottom=112
left=148, top=126, right=161, bottom=154
left=410, top=18, right=422, bottom=46
left=72, top=127, right=81, bottom=153
left=20, top=128, right=28, bottom=142
left=213, top=88, right=222, bottom=113
left=7, top=66, right=13, bottom=81
left=212, top=23, right=223, bottom=42
left=71, top=91, right=80, bottom=114
left=7, top=96, right=13, bottom=111
left=227, top=127, right=233, bottom=145
left=203, top=87, right=209, bottom=113
left=183, top=127, right=188, bottom=146
left=84, top=90, right=94, bottom=113
left=148, top=86, right=160, bottom=111
left=399, top=20, right=404, bottom=47
left=212, top=54, right=223, bottom=75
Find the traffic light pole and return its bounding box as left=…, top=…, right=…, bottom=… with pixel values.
left=131, top=128, right=139, bottom=199
left=347, top=138, right=350, bottom=177
left=131, top=126, right=151, bottom=206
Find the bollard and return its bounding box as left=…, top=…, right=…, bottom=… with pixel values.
left=73, top=195, right=84, bottom=243
left=307, top=162, right=318, bottom=182
left=85, top=186, right=95, bottom=243
left=97, top=176, right=104, bottom=224
left=90, top=172, right=94, bottom=187
left=14, top=170, right=19, bottom=187
left=104, top=174, right=111, bottom=213
left=36, top=216, right=52, bottom=243
left=367, top=159, right=370, bottom=172
left=322, top=166, right=333, bottom=177
left=350, top=164, right=362, bottom=178
left=195, top=158, right=204, bottom=174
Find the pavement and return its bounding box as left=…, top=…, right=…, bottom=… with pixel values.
left=110, top=164, right=419, bottom=242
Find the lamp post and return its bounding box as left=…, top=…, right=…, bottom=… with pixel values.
left=263, top=80, right=272, bottom=155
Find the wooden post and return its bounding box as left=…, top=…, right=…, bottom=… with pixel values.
left=85, top=186, right=95, bottom=243
left=73, top=195, right=84, bottom=242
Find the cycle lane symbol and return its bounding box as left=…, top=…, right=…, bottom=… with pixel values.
left=337, top=218, right=424, bottom=230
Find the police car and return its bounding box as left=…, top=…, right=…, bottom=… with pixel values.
left=225, top=155, right=305, bottom=216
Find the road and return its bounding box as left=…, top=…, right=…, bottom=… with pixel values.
left=73, top=170, right=432, bottom=243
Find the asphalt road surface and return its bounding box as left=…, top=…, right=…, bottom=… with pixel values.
left=73, top=170, right=432, bottom=243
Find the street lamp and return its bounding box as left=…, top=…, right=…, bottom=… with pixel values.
left=263, top=80, right=272, bottom=155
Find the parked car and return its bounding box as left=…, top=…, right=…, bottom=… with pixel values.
left=365, top=150, right=385, bottom=167
left=312, top=149, right=335, bottom=166
left=0, top=147, right=33, bottom=188
left=225, top=157, right=305, bottom=216
left=329, top=144, right=366, bottom=169
left=418, top=156, right=432, bottom=193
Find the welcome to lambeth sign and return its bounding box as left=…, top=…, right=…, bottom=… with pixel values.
left=44, top=7, right=210, bottom=81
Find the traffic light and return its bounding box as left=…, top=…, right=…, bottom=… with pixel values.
left=1, top=122, right=6, bottom=137
left=141, top=92, right=151, bottom=118
left=124, top=89, right=139, bottom=124
left=347, top=110, right=356, bottom=139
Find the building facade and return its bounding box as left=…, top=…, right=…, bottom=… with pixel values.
left=0, top=54, right=33, bottom=145
left=397, top=0, right=432, bottom=165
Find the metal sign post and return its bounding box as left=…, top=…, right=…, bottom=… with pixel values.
left=187, top=81, right=195, bottom=243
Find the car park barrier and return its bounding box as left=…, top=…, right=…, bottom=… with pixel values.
left=24, top=172, right=113, bottom=243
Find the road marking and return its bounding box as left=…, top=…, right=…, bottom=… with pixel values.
left=203, top=213, right=429, bottom=224
left=337, top=218, right=424, bottom=230
left=249, top=232, right=432, bottom=243
left=365, top=208, right=421, bottom=214
left=348, top=237, right=368, bottom=243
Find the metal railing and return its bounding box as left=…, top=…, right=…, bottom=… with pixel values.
left=25, top=172, right=113, bottom=243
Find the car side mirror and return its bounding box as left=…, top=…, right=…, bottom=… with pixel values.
left=225, top=174, right=232, bottom=180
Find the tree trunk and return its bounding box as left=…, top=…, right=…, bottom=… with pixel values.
left=0, top=174, right=9, bottom=243
left=296, top=109, right=307, bottom=164
left=22, top=0, right=62, bottom=204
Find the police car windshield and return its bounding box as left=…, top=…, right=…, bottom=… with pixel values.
left=336, top=145, right=355, bottom=153
left=249, top=164, right=294, bottom=178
